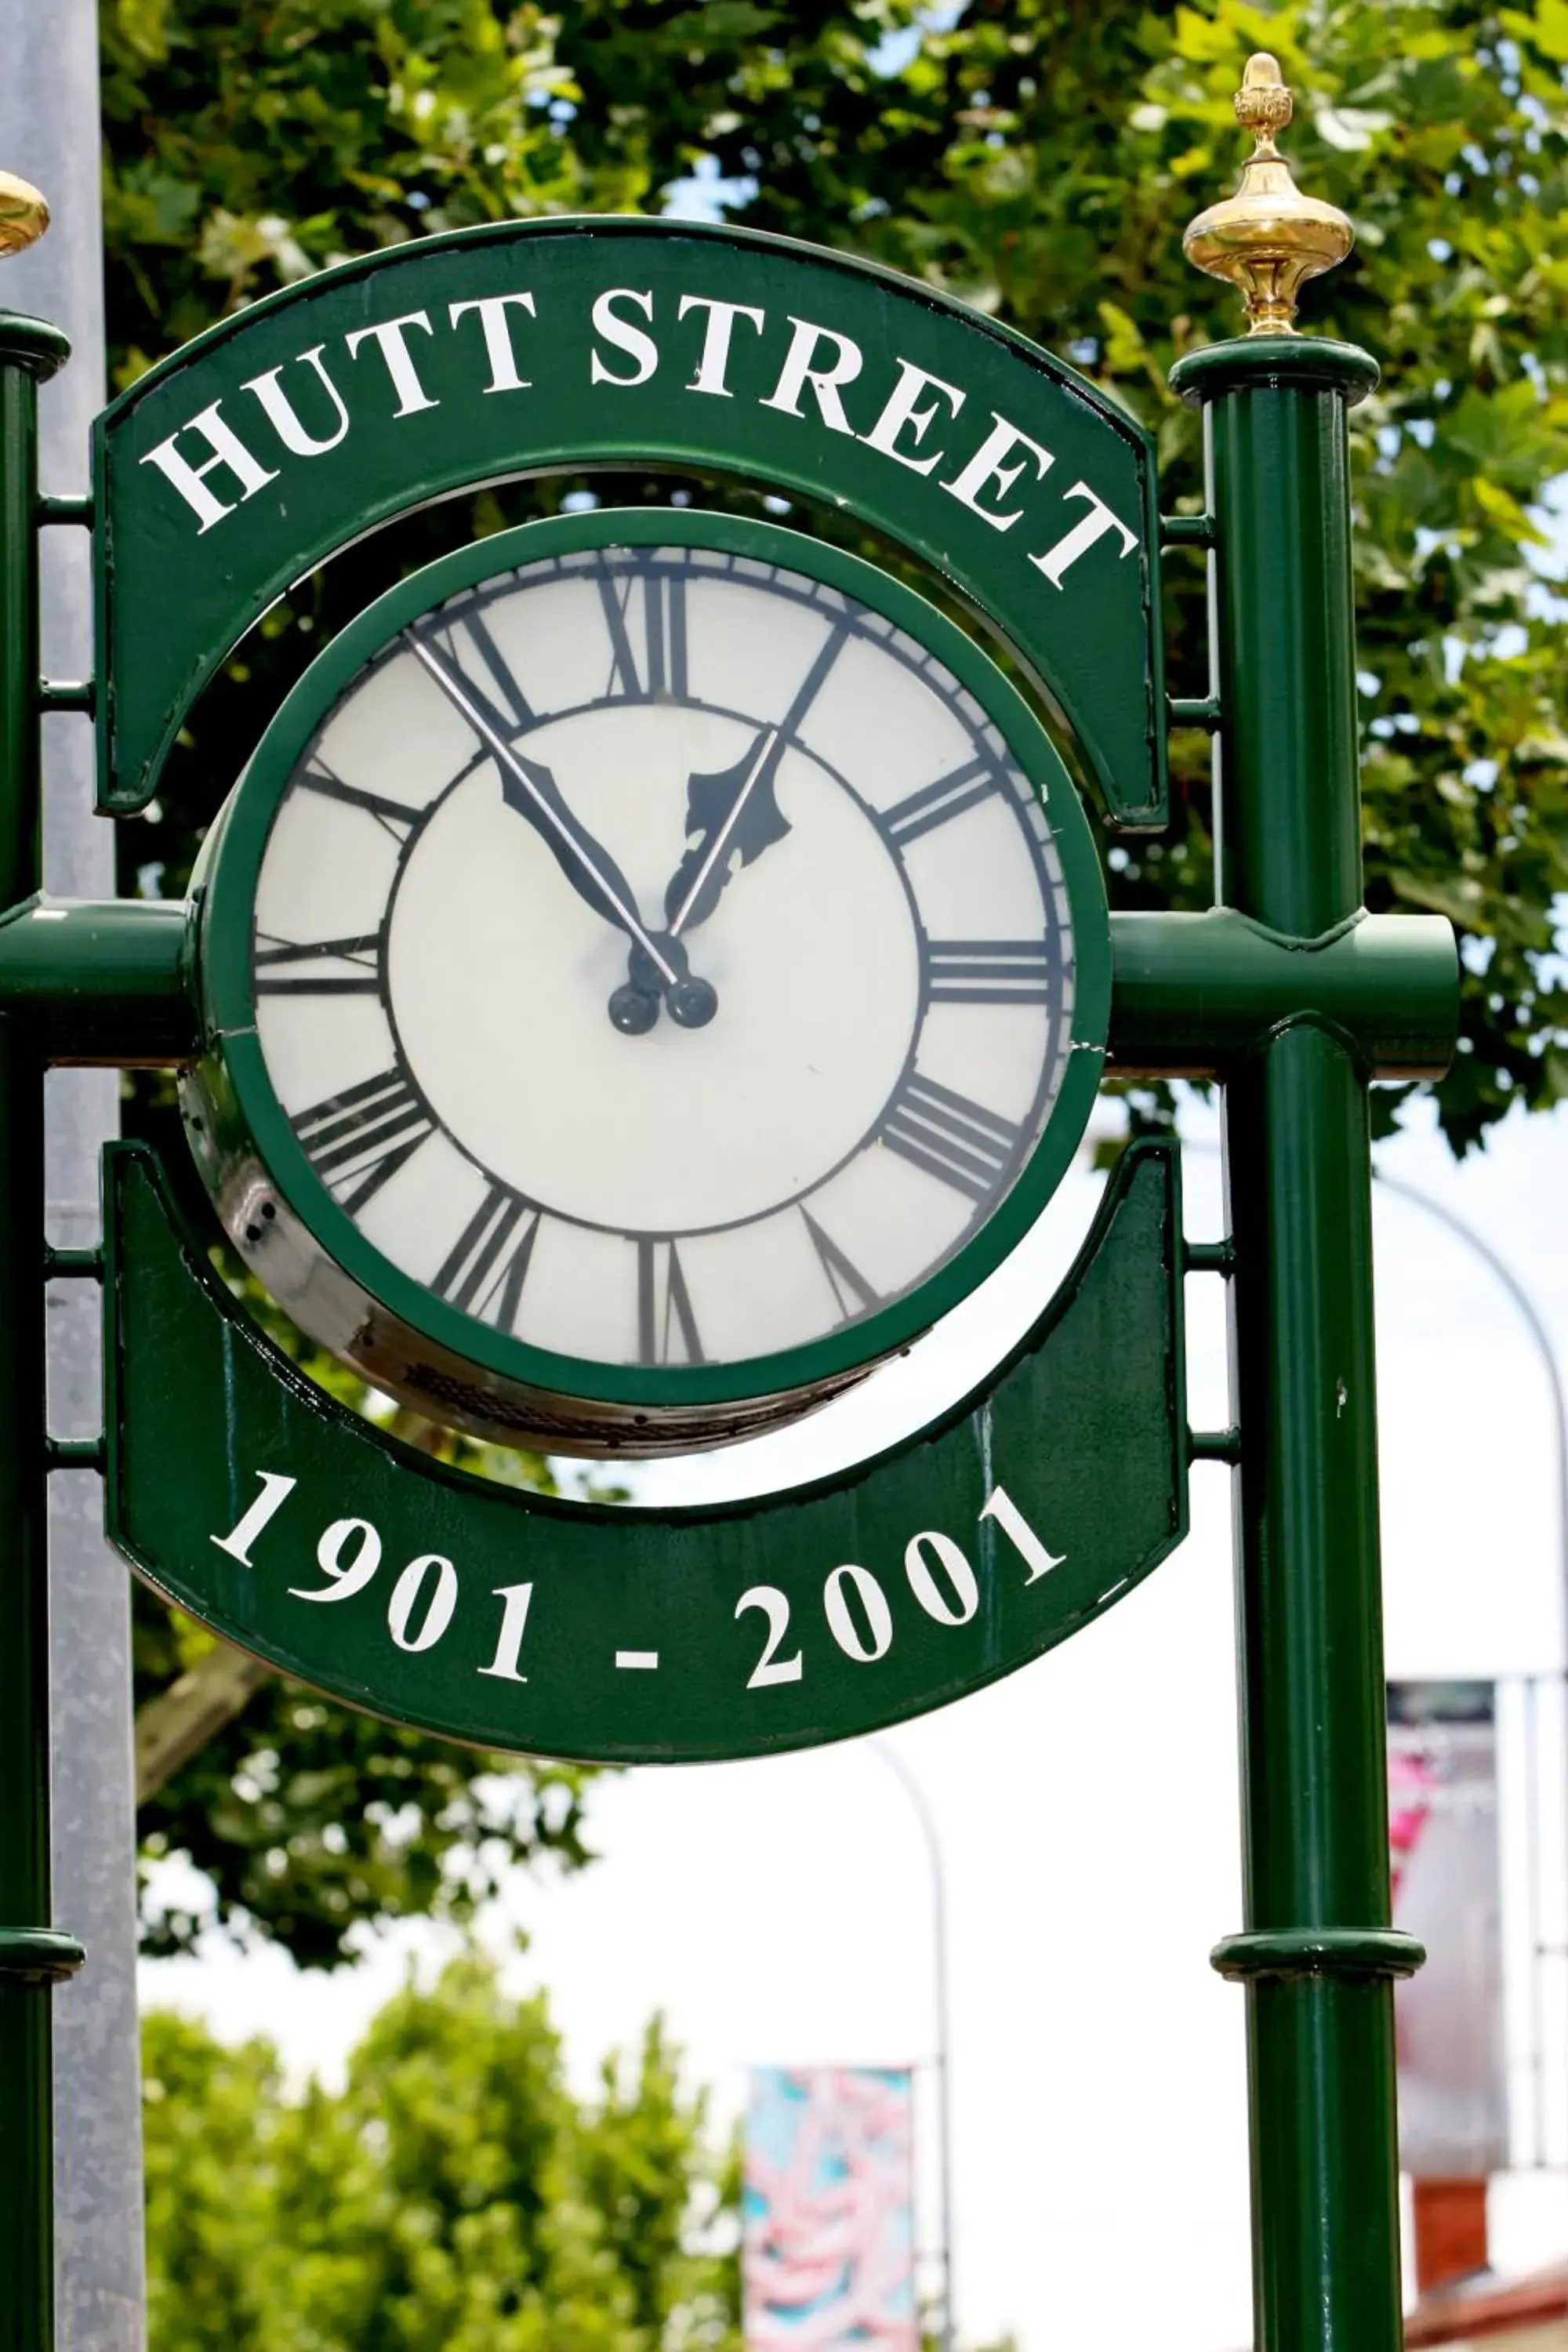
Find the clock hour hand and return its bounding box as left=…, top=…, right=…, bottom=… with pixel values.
left=405, top=632, right=717, bottom=1033
left=665, top=727, right=789, bottom=938
left=612, top=727, right=789, bottom=1032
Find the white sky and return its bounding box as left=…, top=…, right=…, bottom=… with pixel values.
left=140, top=1088, right=1568, bottom=2351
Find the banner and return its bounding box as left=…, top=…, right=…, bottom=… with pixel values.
left=1389, top=1679, right=1508, bottom=2176
left=743, top=2067, right=918, bottom=2349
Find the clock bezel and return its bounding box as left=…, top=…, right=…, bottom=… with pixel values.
left=192, top=507, right=1111, bottom=1428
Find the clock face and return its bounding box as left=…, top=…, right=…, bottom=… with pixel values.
left=189, top=512, right=1107, bottom=1450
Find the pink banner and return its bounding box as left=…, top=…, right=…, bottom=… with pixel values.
left=743, top=2067, right=918, bottom=2350
left=1388, top=1679, right=1508, bottom=2176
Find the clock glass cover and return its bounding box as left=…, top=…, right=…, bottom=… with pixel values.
left=186, top=511, right=1109, bottom=1452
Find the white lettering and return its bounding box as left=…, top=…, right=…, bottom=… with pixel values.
left=1030, top=479, right=1139, bottom=587
left=860, top=356, right=965, bottom=476
left=241, top=343, right=351, bottom=458
left=736, top=1586, right=803, bottom=1688
left=942, top=412, right=1054, bottom=532
left=387, top=1553, right=458, bottom=1653
left=343, top=311, right=441, bottom=418
left=904, top=1530, right=979, bottom=1625
left=209, top=1470, right=296, bottom=1566
left=140, top=400, right=280, bottom=533
left=290, top=1516, right=383, bottom=1603
left=979, top=1484, right=1065, bottom=1584
left=822, top=1563, right=893, bottom=1662
left=590, top=287, right=659, bottom=387
left=677, top=293, right=765, bottom=397
left=448, top=292, right=538, bottom=394
left=759, top=314, right=862, bottom=434
left=479, top=1583, right=535, bottom=1682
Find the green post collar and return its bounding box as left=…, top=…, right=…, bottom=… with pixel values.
left=1169, top=335, right=1378, bottom=409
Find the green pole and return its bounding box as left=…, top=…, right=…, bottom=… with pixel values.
left=0, top=305, right=82, bottom=2352
left=1184, top=325, right=1422, bottom=2352
left=1174, top=57, right=1426, bottom=2348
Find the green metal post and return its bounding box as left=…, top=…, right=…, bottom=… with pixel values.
left=0, top=310, right=82, bottom=2352
left=1171, top=332, right=1425, bottom=2352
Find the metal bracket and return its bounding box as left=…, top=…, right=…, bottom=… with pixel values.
left=0, top=1928, right=85, bottom=1984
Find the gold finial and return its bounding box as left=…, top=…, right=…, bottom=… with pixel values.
left=1181, top=53, right=1353, bottom=334
left=0, top=171, right=49, bottom=261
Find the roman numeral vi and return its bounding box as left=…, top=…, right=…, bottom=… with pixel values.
left=636, top=1239, right=704, bottom=1364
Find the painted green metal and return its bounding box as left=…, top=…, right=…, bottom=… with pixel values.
left=0, top=1931, right=85, bottom=1984
left=1171, top=332, right=1419, bottom=2352
left=94, top=217, right=1167, bottom=828
left=1211, top=1929, right=1424, bottom=1983
left=190, top=505, right=1112, bottom=1431
left=104, top=1136, right=1186, bottom=1762
left=0, top=898, right=1462, bottom=1097
left=1107, top=907, right=1457, bottom=1079
left=0, top=898, right=196, bottom=1062
left=0, top=309, right=75, bottom=2352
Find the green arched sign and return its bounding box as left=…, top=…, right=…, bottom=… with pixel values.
left=95, top=218, right=1167, bottom=826
left=106, top=1140, right=1185, bottom=1763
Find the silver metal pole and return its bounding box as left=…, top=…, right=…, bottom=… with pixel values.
left=870, top=1740, right=955, bottom=2352
left=0, top=9, right=147, bottom=2346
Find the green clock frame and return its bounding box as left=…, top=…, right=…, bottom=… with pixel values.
left=187, top=506, right=1112, bottom=1446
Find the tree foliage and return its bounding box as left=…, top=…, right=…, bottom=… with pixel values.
left=141, top=1955, right=741, bottom=2350
left=136, top=1597, right=596, bottom=1965
left=105, top=0, right=1568, bottom=1955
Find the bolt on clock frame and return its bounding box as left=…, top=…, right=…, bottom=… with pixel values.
left=0, top=55, right=1460, bottom=2352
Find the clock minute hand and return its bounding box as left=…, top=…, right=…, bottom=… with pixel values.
left=405, top=631, right=684, bottom=992
left=665, top=727, right=789, bottom=938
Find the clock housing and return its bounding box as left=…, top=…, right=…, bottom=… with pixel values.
left=182, top=510, right=1110, bottom=1454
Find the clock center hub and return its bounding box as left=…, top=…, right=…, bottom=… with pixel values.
left=384, top=702, right=921, bottom=1236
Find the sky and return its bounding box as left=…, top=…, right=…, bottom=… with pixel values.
left=140, top=1087, right=1568, bottom=2352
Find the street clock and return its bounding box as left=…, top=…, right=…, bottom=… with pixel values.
left=182, top=510, right=1109, bottom=1454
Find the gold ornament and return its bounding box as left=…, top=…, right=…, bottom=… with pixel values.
left=1182, top=53, right=1353, bottom=334
left=0, top=170, right=49, bottom=261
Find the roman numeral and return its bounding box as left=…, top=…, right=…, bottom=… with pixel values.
left=293, top=1069, right=434, bottom=1216
left=776, top=618, right=849, bottom=738
left=255, top=932, right=382, bottom=996
left=636, top=1239, right=704, bottom=1365
left=414, top=608, right=536, bottom=738
left=432, top=1185, right=540, bottom=1329
left=299, top=760, right=419, bottom=842
left=879, top=1074, right=1022, bottom=1203
left=801, top=1209, right=881, bottom=1327
left=927, top=939, right=1054, bottom=1004
left=598, top=563, right=689, bottom=701
left=880, top=756, right=1000, bottom=848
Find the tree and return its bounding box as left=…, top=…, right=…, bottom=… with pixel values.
left=142, top=1961, right=1022, bottom=2350
left=105, top=0, right=1568, bottom=1955
left=140, top=1954, right=741, bottom=2350
left=134, top=1613, right=597, bottom=1967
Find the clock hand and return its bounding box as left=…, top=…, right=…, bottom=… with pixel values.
left=613, top=727, right=788, bottom=1032
left=664, top=726, right=789, bottom=938
left=405, top=633, right=717, bottom=1032
left=407, top=633, right=673, bottom=974
left=609, top=727, right=786, bottom=1033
